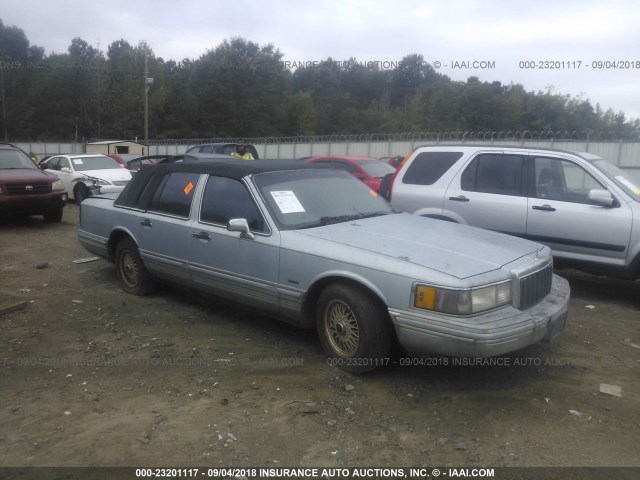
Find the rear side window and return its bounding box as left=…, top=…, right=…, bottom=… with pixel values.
left=402, top=152, right=463, bottom=185
left=149, top=172, right=200, bottom=217
left=461, top=154, right=525, bottom=196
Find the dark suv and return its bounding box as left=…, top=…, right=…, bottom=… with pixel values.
left=185, top=143, right=259, bottom=159
left=0, top=143, right=67, bottom=222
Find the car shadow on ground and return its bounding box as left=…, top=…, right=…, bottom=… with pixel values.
left=557, top=268, right=640, bottom=308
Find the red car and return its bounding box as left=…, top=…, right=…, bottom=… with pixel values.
left=0, top=143, right=67, bottom=222
left=107, top=153, right=143, bottom=169
left=305, top=156, right=396, bottom=192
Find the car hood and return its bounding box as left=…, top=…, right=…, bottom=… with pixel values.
left=0, top=168, right=57, bottom=183
left=295, top=213, right=544, bottom=280
left=79, top=168, right=132, bottom=181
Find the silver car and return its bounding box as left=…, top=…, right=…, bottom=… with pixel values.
left=389, top=145, right=640, bottom=280
left=78, top=161, right=569, bottom=373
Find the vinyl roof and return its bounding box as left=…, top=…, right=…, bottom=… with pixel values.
left=142, top=159, right=316, bottom=180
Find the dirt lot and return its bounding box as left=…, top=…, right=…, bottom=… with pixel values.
left=1, top=203, right=639, bottom=474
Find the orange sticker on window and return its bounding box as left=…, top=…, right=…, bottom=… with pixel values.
left=369, top=190, right=378, bottom=197
left=183, top=182, right=194, bottom=195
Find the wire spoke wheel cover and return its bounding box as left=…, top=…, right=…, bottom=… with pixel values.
left=115, top=238, right=157, bottom=296
left=119, top=250, right=140, bottom=288
left=316, top=283, right=393, bottom=374
left=324, top=299, right=360, bottom=356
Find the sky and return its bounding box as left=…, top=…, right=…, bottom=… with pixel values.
left=3, top=0, right=640, bottom=123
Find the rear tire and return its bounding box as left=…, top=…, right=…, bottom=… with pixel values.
left=316, top=283, right=393, bottom=374
left=115, top=237, right=157, bottom=296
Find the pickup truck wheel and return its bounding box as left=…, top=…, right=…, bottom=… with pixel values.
left=43, top=209, right=63, bottom=223
left=115, top=238, right=157, bottom=296
left=74, top=183, right=89, bottom=203
left=316, top=283, right=392, bottom=374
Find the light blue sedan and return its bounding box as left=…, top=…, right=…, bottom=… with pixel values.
left=78, top=161, right=569, bottom=373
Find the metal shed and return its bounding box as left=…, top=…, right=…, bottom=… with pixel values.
left=86, top=140, right=146, bottom=156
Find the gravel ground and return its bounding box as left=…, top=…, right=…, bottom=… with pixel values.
left=1, top=203, right=639, bottom=478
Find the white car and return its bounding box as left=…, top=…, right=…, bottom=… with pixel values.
left=44, top=154, right=132, bottom=202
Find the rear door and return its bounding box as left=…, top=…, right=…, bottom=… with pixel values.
left=132, top=171, right=202, bottom=282
left=444, top=152, right=529, bottom=236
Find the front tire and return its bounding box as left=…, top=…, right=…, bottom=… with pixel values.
left=316, top=283, right=393, bottom=374
left=74, top=183, right=89, bottom=203
left=115, top=237, right=157, bottom=296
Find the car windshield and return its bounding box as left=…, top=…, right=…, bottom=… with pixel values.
left=0, top=150, right=37, bottom=169
left=254, top=168, right=396, bottom=230
left=590, top=158, right=640, bottom=202
left=72, top=156, right=122, bottom=171
left=356, top=159, right=396, bottom=178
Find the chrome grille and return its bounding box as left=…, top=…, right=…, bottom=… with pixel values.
left=512, top=260, right=553, bottom=310
left=6, top=183, right=51, bottom=195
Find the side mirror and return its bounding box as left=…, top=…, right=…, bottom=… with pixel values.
left=61, top=167, right=72, bottom=173
left=588, top=189, right=615, bottom=207
left=227, top=218, right=255, bottom=240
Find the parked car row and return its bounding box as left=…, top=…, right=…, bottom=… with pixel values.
left=9, top=140, right=639, bottom=374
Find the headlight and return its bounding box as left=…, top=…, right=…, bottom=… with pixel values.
left=52, top=179, right=64, bottom=191
left=414, top=281, right=512, bottom=315
left=88, top=177, right=110, bottom=186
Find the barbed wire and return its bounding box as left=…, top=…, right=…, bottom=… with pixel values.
left=147, top=130, right=638, bottom=145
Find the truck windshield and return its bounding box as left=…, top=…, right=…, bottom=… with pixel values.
left=0, top=150, right=37, bottom=169
left=254, top=168, right=395, bottom=230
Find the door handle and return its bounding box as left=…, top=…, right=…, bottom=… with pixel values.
left=532, top=204, right=556, bottom=212
left=191, top=231, right=211, bottom=240
left=449, top=195, right=470, bottom=202
left=140, top=219, right=152, bottom=227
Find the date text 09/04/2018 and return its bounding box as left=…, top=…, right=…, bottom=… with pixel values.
left=135, top=467, right=496, bottom=478
left=519, top=60, right=640, bottom=69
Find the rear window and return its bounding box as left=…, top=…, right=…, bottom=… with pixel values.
left=402, top=152, right=463, bottom=185
left=149, top=172, right=200, bottom=218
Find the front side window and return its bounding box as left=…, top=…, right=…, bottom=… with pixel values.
left=461, top=154, right=524, bottom=196
left=200, top=176, right=267, bottom=232
left=149, top=172, right=200, bottom=217
left=403, top=152, right=463, bottom=185
left=47, top=157, right=61, bottom=170
left=533, top=156, right=604, bottom=204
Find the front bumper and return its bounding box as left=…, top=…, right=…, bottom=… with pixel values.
left=390, top=274, right=570, bottom=357
left=0, top=191, right=67, bottom=216
left=87, top=184, right=126, bottom=196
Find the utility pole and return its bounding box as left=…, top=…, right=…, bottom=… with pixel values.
left=144, top=54, right=154, bottom=152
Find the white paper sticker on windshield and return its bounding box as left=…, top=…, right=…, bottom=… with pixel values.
left=270, top=191, right=305, bottom=214
left=73, top=159, right=83, bottom=165
left=615, top=175, right=640, bottom=195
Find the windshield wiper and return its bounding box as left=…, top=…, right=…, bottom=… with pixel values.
left=319, top=211, right=389, bottom=226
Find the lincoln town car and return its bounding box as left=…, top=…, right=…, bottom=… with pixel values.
left=78, top=161, right=570, bottom=373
